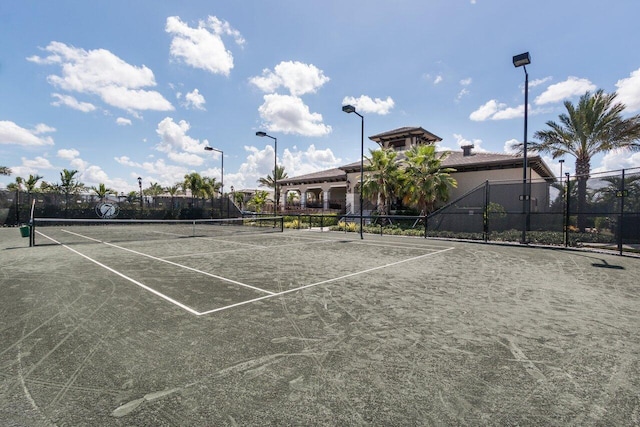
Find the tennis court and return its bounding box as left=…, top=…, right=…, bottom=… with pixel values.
left=1, top=223, right=639, bottom=425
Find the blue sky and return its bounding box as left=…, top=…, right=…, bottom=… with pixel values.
left=2, top=0, right=640, bottom=193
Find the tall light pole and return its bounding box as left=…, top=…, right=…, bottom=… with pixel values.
left=559, top=159, right=565, bottom=180
left=255, top=131, right=278, bottom=215
left=204, top=146, right=224, bottom=217
left=342, top=104, right=364, bottom=240
left=513, top=51, right=531, bottom=244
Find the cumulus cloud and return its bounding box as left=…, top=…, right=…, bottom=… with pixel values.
left=456, top=88, right=470, bottom=102
left=0, top=120, right=55, bottom=146
left=57, top=148, right=80, bottom=160
left=258, top=94, right=331, bottom=136
left=28, top=41, right=173, bottom=112
left=184, top=88, right=206, bottom=110
left=116, top=117, right=132, bottom=126
left=249, top=61, right=330, bottom=96
left=593, top=148, right=640, bottom=173
left=469, top=100, right=525, bottom=121
left=453, top=134, right=487, bottom=152
left=615, top=67, right=640, bottom=112
left=534, top=76, right=596, bottom=105
left=166, top=15, right=244, bottom=76
left=503, top=139, right=520, bottom=154
left=51, top=93, right=96, bottom=112
left=529, top=76, right=552, bottom=88
left=342, top=95, right=395, bottom=115
left=114, top=156, right=141, bottom=167
left=460, top=78, right=472, bottom=86
left=155, top=117, right=207, bottom=165
left=228, top=144, right=341, bottom=191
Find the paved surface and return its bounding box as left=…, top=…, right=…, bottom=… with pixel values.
left=1, top=227, right=639, bottom=426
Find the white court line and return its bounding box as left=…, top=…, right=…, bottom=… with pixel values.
left=61, top=229, right=274, bottom=295
left=197, top=246, right=455, bottom=315
left=35, top=231, right=201, bottom=315
left=162, top=238, right=337, bottom=259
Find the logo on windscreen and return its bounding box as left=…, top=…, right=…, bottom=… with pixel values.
left=96, top=202, right=119, bottom=219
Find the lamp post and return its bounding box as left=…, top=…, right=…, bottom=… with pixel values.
left=559, top=159, right=564, bottom=180
left=342, top=104, right=364, bottom=240
left=137, top=176, right=143, bottom=217
left=204, top=146, right=224, bottom=217
left=255, top=131, right=278, bottom=215
left=513, top=51, right=531, bottom=244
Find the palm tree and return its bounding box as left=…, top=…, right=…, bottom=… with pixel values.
left=183, top=172, right=204, bottom=207
left=24, top=174, right=43, bottom=206
left=258, top=165, right=288, bottom=212
left=91, top=183, right=115, bottom=200
left=58, top=169, right=84, bottom=217
left=165, top=184, right=182, bottom=213
left=145, top=182, right=164, bottom=207
left=249, top=190, right=270, bottom=213
left=361, top=148, right=401, bottom=217
left=202, top=177, right=221, bottom=217
left=402, top=145, right=457, bottom=214
left=0, top=166, right=11, bottom=176
left=526, top=90, right=640, bottom=230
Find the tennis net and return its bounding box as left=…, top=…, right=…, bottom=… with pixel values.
left=31, top=216, right=284, bottom=246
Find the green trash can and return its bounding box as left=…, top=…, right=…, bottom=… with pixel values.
left=19, top=225, right=30, bottom=238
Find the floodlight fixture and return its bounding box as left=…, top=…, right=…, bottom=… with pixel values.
left=512, top=52, right=531, bottom=67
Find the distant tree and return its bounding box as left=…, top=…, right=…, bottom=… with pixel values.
left=402, top=145, right=457, bottom=214
left=183, top=172, right=204, bottom=207
left=258, top=165, right=287, bottom=210
left=91, top=183, right=115, bottom=200
left=23, top=174, right=43, bottom=206
left=202, top=177, right=221, bottom=217
left=145, top=182, right=164, bottom=207
left=165, top=184, right=182, bottom=212
left=248, top=190, right=269, bottom=213
left=0, top=166, right=11, bottom=176
left=58, top=169, right=84, bottom=217
left=520, top=90, right=640, bottom=231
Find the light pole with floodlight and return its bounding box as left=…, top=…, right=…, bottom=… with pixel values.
left=204, top=146, right=224, bottom=217
left=255, top=131, right=278, bottom=215
left=342, top=104, right=364, bottom=240
left=513, top=51, right=531, bottom=244
left=137, top=176, right=143, bottom=217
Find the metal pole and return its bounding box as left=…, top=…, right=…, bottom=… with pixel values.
left=564, top=172, right=570, bottom=247
left=274, top=137, right=278, bottom=216
left=521, top=65, right=529, bottom=244
left=618, top=169, right=625, bottom=255
left=360, top=114, right=364, bottom=240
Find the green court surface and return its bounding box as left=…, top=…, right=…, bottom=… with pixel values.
left=1, top=226, right=639, bottom=425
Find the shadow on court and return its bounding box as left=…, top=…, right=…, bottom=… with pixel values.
left=1, top=227, right=640, bottom=426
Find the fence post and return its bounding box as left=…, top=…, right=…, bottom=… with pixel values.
left=424, top=213, right=427, bottom=238
left=483, top=180, right=489, bottom=242
left=564, top=173, right=570, bottom=247
left=618, top=169, right=625, bottom=255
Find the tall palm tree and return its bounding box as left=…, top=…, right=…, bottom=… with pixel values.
left=24, top=174, right=43, bottom=206
left=202, top=177, right=221, bottom=217
left=165, top=184, right=182, bottom=213
left=91, top=183, right=115, bottom=200
left=361, top=148, right=400, bottom=216
left=0, top=166, right=11, bottom=175
left=527, top=90, right=640, bottom=230
left=258, top=165, right=288, bottom=211
left=58, top=169, right=84, bottom=217
left=145, top=182, right=164, bottom=207
left=183, top=172, right=204, bottom=207
left=402, top=145, right=457, bottom=214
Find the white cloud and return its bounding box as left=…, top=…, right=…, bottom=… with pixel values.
left=258, top=94, right=331, bottom=137
left=57, top=148, right=80, bottom=160
left=22, top=156, right=54, bottom=170
left=456, top=88, right=470, bottom=102
left=166, top=16, right=244, bottom=76
left=342, top=95, right=395, bottom=115
left=184, top=88, right=206, bottom=110
left=29, top=41, right=173, bottom=112
left=453, top=134, right=487, bottom=152
left=534, top=76, right=596, bottom=105
left=615, top=67, right=640, bottom=112
left=434, top=75, right=443, bottom=84
left=593, top=148, right=640, bottom=173
left=51, top=93, right=97, bottom=112
left=281, top=144, right=342, bottom=177
left=249, top=61, right=330, bottom=96
left=0, top=120, right=55, bottom=146
left=469, top=100, right=525, bottom=121
left=460, top=78, right=472, bottom=86
left=529, top=76, right=552, bottom=88
left=152, top=117, right=212, bottom=166
left=114, top=156, right=141, bottom=167
left=116, top=117, right=132, bottom=126
left=503, top=139, right=520, bottom=154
